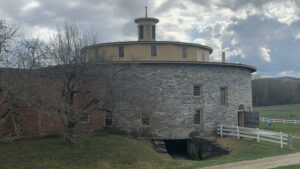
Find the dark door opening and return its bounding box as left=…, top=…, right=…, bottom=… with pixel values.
left=238, top=104, right=245, bottom=127
left=164, top=139, right=190, bottom=160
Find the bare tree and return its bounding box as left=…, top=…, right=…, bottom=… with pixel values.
left=0, top=17, right=18, bottom=62
left=13, top=37, right=47, bottom=69
left=33, top=21, right=103, bottom=143
left=0, top=19, right=159, bottom=142
left=0, top=68, right=39, bottom=138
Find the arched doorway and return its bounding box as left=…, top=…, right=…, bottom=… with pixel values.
left=238, top=104, right=245, bottom=127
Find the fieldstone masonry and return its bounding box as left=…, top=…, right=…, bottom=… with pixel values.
left=110, top=62, right=254, bottom=139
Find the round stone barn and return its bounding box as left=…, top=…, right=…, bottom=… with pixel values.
left=81, top=10, right=256, bottom=139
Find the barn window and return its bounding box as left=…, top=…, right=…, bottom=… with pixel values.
left=80, top=113, right=89, bottom=122
left=201, top=49, right=205, bottom=61
left=182, top=47, right=187, bottom=58
left=193, top=85, right=202, bottom=96
left=105, top=111, right=113, bottom=126
left=119, top=46, right=124, bottom=57
left=220, top=87, right=228, bottom=106
left=151, top=45, right=157, bottom=56
left=139, top=25, right=144, bottom=39
left=142, top=114, right=149, bottom=126
left=94, top=48, right=98, bottom=58
left=152, top=25, right=156, bottom=39
left=194, top=109, right=202, bottom=125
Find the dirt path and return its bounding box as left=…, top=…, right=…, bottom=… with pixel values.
left=201, top=152, right=300, bottom=169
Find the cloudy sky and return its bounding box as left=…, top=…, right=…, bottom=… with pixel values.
left=1, top=0, right=300, bottom=77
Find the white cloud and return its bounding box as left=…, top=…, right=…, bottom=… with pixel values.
left=260, top=47, right=271, bottom=62
left=278, top=70, right=300, bottom=78
left=296, top=34, right=300, bottom=40
left=22, top=1, right=40, bottom=11
left=263, top=1, right=299, bottom=25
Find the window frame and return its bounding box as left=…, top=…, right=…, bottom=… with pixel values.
left=151, top=45, right=157, bottom=56
left=141, top=114, right=150, bottom=126
left=146, top=25, right=151, bottom=39
left=193, top=85, right=203, bottom=97
left=105, top=111, right=113, bottom=126
left=194, top=108, right=203, bottom=125
left=201, top=49, right=205, bottom=61
left=119, top=46, right=124, bottom=57
left=80, top=113, right=89, bottom=123
left=220, top=87, right=228, bottom=106
left=182, top=47, right=187, bottom=58
left=152, top=25, right=156, bottom=39
left=139, top=25, right=144, bottom=39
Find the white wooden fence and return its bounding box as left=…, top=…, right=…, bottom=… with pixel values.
left=260, top=117, right=300, bottom=125
left=217, top=124, right=293, bottom=149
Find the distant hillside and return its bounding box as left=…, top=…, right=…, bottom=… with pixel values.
left=252, top=77, right=300, bottom=106
left=267, top=77, right=300, bottom=83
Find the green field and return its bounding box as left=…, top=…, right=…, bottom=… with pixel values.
left=254, top=104, right=300, bottom=138
left=260, top=122, right=300, bottom=138
left=254, top=104, right=300, bottom=117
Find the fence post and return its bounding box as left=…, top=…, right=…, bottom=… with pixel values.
left=220, top=124, right=223, bottom=138
left=237, top=126, right=240, bottom=139
left=294, top=120, right=297, bottom=125
left=256, top=128, right=260, bottom=143
left=288, top=135, right=293, bottom=150
left=280, top=132, right=283, bottom=148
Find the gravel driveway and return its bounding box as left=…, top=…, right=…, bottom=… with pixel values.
left=201, top=152, right=300, bottom=169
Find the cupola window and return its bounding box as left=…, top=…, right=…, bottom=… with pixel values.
left=146, top=25, right=151, bottom=39
left=139, top=25, right=144, bottom=39
left=152, top=25, right=156, bottom=39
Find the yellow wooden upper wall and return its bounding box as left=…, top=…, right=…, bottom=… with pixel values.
left=83, top=42, right=211, bottom=62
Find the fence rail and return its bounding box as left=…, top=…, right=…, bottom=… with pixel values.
left=260, top=117, right=300, bottom=125
left=217, top=124, right=293, bottom=149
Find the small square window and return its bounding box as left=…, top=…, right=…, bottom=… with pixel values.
left=119, top=46, right=124, bottom=57
left=193, top=85, right=202, bottom=96
left=142, top=114, right=149, bottom=126
left=182, top=47, right=187, bottom=58
left=105, top=111, right=113, bottom=126
left=151, top=45, right=157, bottom=56
left=194, top=109, right=202, bottom=125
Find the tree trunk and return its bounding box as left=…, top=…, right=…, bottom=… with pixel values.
left=64, top=126, right=74, bottom=144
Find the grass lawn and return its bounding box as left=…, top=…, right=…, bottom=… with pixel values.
left=254, top=104, right=300, bottom=117
left=260, top=122, right=300, bottom=138
left=1, top=133, right=300, bottom=169
left=272, top=164, right=300, bottom=169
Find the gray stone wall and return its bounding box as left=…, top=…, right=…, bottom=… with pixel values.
left=109, top=63, right=253, bottom=139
